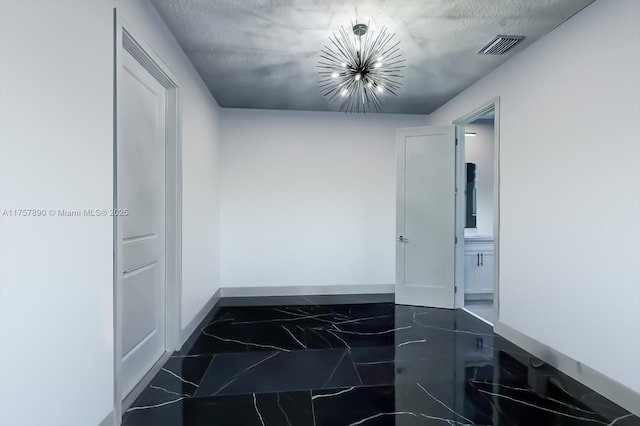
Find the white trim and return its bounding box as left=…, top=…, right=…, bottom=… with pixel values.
left=220, top=284, right=394, bottom=298
left=495, top=320, right=640, bottom=417
left=493, top=99, right=501, bottom=322
left=99, top=409, right=117, bottom=426
left=453, top=98, right=497, bottom=125
left=122, top=351, right=172, bottom=412
left=112, top=11, right=122, bottom=424
left=180, top=289, right=221, bottom=343
left=120, top=290, right=221, bottom=415
left=462, top=307, right=493, bottom=327
left=454, top=125, right=466, bottom=309
left=464, top=292, right=493, bottom=301
left=452, top=97, right=500, bottom=325
left=113, top=10, right=183, bottom=426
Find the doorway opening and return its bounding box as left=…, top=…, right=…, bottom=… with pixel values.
left=453, top=98, right=500, bottom=326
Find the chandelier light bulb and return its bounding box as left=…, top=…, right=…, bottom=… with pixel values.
left=377, top=85, right=384, bottom=93
left=355, top=73, right=361, bottom=81
left=374, top=61, right=382, bottom=68
left=331, top=72, right=339, bottom=78
left=341, top=88, right=348, bottom=96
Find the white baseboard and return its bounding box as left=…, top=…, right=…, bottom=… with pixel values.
left=464, top=291, right=493, bottom=301
left=122, top=351, right=172, bottom=412
left=177, top=284, right=391, bottom=345
left=462, top=307, right=493, bottom=326
left=495, top=320, right=640, bottom=417
left=98, top=409, right=116, bottom=426
left=180, top=288, right=221, bottom=343
left=220, top=284, right=394, bottom=298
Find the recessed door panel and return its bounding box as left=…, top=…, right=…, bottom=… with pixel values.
left=122, top=265, right=159, bottom=357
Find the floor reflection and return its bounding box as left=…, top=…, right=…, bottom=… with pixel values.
left=123, top=296, right=639, bottom=425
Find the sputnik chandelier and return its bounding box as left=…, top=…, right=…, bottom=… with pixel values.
left=318, top=21, right=405, bottom=113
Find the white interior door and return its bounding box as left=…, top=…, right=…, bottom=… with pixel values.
left=118, top=48, right=167, bottom=398
left=396, top=126, right=457, bottom=308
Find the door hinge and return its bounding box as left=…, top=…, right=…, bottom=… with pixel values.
left=455, top=138, right=459, bottom=146
left=455, top=236, right=458, bottom=244
left=455, top=286, right=458, bottom=293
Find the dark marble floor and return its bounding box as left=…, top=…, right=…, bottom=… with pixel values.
left=123, top=295, right=640, bottom=426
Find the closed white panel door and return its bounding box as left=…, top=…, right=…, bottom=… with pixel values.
left=396, top=126, right=456, bottom=308
left=118, top=49, right=166, bottom=397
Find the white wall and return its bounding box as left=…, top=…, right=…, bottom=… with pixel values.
left=220, top=109, right=424, bottom=288
left=465, top=120, right=494, bottom=237
left=426, top=0, right=640, bottom=394
left=0, top=1, right=221, bottom=425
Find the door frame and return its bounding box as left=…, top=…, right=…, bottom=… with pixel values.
left=113, top=11, right=183, bottom=421
left=452, top=97, right=500, bottom=323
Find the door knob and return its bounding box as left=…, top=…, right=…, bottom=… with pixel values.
left=396, top=235, right=409, bottom=242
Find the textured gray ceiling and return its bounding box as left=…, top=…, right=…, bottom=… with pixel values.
left=150, top=0, right=594, bottom=114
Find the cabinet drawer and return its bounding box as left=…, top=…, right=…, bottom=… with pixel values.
left=464, top=240, right=494, bottom=254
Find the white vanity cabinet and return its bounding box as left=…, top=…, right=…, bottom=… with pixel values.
left=464, top=237, right=494, bottom=300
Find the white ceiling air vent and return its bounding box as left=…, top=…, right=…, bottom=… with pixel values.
left=477, top=35, right=525, bottom=55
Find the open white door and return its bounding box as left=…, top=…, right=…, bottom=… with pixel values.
left=396, top=125, right=457, bottom=308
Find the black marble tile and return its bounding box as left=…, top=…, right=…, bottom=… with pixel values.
left=196, top=348, right=361, bottom=396
left=492, top=351, right=640, bottom=425
left=181, top=303, right=420, bottom=354
left=464, top=378, right=622, bottom=425
left=194, top=351, right=279, bottom=396
left=351, top=359, right=396, bottom=386
left=312, top=382, right=638, bottom=426
left=206, top=305, right=340, bottom=331
left=351, top=346, right=482, bottom=388
left=203, top=322, right=308, bottom=352
left=349, top=347, right=398, bottom=387
left=312, top=384, right=486, bottom=425
left=217, top=305, right=327, bottom=322
left=304, top=325, right=398, bottom=349
left=176, top=305, right=333, bottom=355
left=326, top=350, right=363, bottom=388
left=123, top=391, right=314, bottom=426
left=349, top=346, right=396, bottom=364
left=126, top=298, right=640, bottom=426
left=172, top=305, right=224, bottom=356
left=312, top=386, right=397, bottom=426
left=130, top=355, right=214, bottom=407
left=179, top=326, right=255, bottom=355
left=329, top=302, right=397, bottom=319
